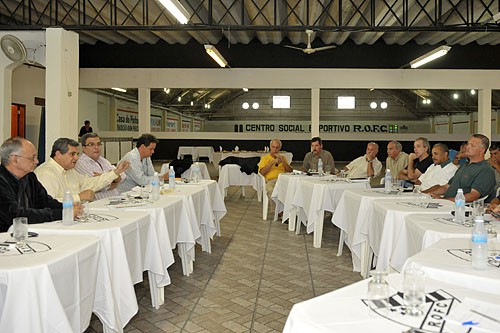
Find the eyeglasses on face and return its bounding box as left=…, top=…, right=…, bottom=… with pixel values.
left=83, top=142, right=103, bottom=147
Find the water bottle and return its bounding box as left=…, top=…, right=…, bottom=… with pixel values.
left=151, top=172, right=160, bottom=200
left=384, top=169, right=392, bottom=192
left=192, top=162, right=200, bottom=183
left=169, top=166, right=176, bottom=189
left=472, top=216, right=488, bottom=270
left=62, top=189, right=74, bottom=226
left=455, top=189, right=466, bottom=225
left=318, top=158, right=323, bottom=176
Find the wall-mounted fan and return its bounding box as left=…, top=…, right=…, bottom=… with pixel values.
left=285, top=30, right=336, bottom=55
left=1, top=34, right=27, bottom=63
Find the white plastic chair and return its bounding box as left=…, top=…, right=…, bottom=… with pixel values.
left=259, top=174, right=270, bottom=220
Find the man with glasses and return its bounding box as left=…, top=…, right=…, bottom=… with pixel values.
left=429, top=134, right=495, bottom=202
left=117, top=133, right=167, bottom=192
left=35, top=138, right=129, bottom=202
left=0, top=137, right=74, bottom=232
left=75, top=133, right=126, bottom=199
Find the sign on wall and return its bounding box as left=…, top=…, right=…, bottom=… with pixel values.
left=151, top=115, right=162, bottom=132
left=182, top=119, right=191, bottom=132
left=116, top=109, right=139, bottom=131
left=193, top=120, right=202, bottom=132
left=166, top=117, right=178, bottom=132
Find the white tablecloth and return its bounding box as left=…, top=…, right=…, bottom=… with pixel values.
left=0, top=233, right=100, bottom=333
left=160, top=162, right=211, bottom=180
left=284, top=273, right=500, bottom=333
left=368, top=199, right=455, bottom=272
left=177, top=146, right=197, bottom=160
left=177, top=146, right=215, bottom=162
left=404, top=238, right=500, bottom=296
left=331, top=189, right=428, bottom=273
left=30, top=211, right=154, bottom=332
left=390, top=213, right=499, bottom=271
left=195, top=146, right=215, bottom=162
left=218, top=164, right=263, bottom=201
left=213, top=151, right=293, bottom=167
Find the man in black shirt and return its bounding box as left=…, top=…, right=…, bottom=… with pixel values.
left=398, top=137, right=433, bottom=183
left=78, top=120, right=93, bottom=137
left=0, top=137, right=69, bottom=232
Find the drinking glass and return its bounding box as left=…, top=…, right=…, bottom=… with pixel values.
left=367, top=270, right=389, bottom=317
left=412, top=185, right=421, bottom=194
left=397, top=180, right=406, bottom=193
left=403, top=268, right=425, bottom=316
left=473, top=199, right=485, bottom=218
left=391, top=176, right=399, bottom=191
left=13, top=217, right=28, bottom=246
left=340, top=170, right=347, bottom=178
left=324, top=165, right=331, bottom=175
left=78, top=200, right=90, bottom=222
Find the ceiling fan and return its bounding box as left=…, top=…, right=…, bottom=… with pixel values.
left=285, top=30, right=336, bottom=54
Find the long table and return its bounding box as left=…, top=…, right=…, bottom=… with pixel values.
left=0, top=233, right=100, bottom=333
left=213, top=151, right=293, bottom=167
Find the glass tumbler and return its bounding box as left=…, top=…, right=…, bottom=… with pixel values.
left=367, top=270, right=389, bottom=317
left=13, top=217, right=28, bottom=246
left=403, top=268, right=425, bottom=316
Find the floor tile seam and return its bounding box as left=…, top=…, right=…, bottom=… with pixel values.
left=180, top=190, right=258, bottom=332
left=303, top=234, right=317, bottom=297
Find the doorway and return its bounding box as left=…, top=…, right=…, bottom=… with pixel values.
left=11, top=103, right=26, bottom=137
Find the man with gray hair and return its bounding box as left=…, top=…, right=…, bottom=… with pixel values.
left=416, top=143, right=457, bottom=192
left=386, top=140, right=408, bottom=178
left=75, top=133, right=126, bottom=199
left=0, top=137, right=70, bottom=232
left=258, top=139, right=293, bottom=194
left=398, top=137, right=433, bottom=183
left=35, top=137, right=129, bottom=202
left=342, top=142, right=382, bottom=178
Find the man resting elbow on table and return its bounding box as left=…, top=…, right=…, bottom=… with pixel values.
left=416, top=143, right=457, bottom=193
left=340, top=142, right=382, bottom=178
left=427, top=134, right=495, bottom=202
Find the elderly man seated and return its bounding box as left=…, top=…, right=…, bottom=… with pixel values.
left=0, top=137, right=79, bottom=232
left=386, top=140, right=408, bottom=178
left=429, top=134, right=495, bottom=202
left=258, top=139, right=293, bottom=195
left=341, top=142, right=382, bottom=178
left=416, top=143, right=458, bottom=192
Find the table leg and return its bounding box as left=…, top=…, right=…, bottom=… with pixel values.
left=313, top=210, right=325, bottom=248
left=148, top=271, right=165, bottom=309
left=337, top=229, right=345, bottom=256
left=360, top=241, right=372, bottom=278
left=288, top=207, right=297, bottom=231
left=178, top=243, right=194, bottom=276
left=200, top=225, right=212, bottom=253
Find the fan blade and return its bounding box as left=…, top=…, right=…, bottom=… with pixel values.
left=313, top=45, right=336, bottom=52
left=284, top=45, right=304, bottom=51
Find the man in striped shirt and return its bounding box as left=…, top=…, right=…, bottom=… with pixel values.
left=75, top=133, right=126, bottom=199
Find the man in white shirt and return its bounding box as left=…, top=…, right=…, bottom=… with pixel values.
left=342, top=142, right=382, bottom=178
left=35, top=138, right=129, bottom=202
left=417, top=143, right=458, bottom=192
left=75, top=133, right=126, bottom=199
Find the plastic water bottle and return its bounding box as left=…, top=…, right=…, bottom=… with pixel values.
left=151, top=172, right=160, bottom=200
left=472, top=216, right=488, bottom=270
left=62, top=189, right=74, bottom=226
left=169, top=166, right=176, bottom=189
left=318, top=158, right=323, bottom=176
left=192, top=162, right=200, bottom=183
left=384, top=169, right=392, bottom=192
left=455, top=189, right=466, bottom=225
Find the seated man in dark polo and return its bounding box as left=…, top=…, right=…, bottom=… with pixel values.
left=398, top=137, right=433, bottom=183
left=302, top=137, right=335, bottom=172
left=429, top=134, right=495, bottom=202
left=0, top=137, right=78, bottom=232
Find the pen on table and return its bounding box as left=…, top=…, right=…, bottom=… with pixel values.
left=462, top=321, right=479, bottom=326
left=470, top=309, right=500, bottom=324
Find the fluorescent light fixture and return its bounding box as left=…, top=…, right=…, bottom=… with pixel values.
left=158, top=0, right=189, bottom=24
left=272, top=96, right=290, bottom=109
left=111, top=87, right=127, bottom=92
left=242, top=88, right=249, bottom=92
left=410, top=45, right=451, bottom=68
left=337, top=96, right=355, bottom=109
left=190, top=101, right=194, bottom=106
left=204, top=45, right=228, bottom=68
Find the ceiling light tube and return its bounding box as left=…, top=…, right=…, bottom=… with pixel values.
left=410, top=46, right=451, bottom=68
left=158, top=0, right=189, bottom=24
left=111, top=87, right=127, bottom=92
left=204, top=45, right=228, bottom=68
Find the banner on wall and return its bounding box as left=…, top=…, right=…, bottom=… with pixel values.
left=116, top=109, right=139, bottom=131
left=151, top=115, right=162, bottom=132
left=166, top=117, right=178, bottom=132
left=182, top=119, right=191, bottom=132
left=193, top=120, right=202, bottom=132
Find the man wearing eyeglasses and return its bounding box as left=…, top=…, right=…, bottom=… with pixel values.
left=35, top=137, right=129, bottom=202
left=74, top=133, right=126, bottom=200
left=0, top=137, right=75, bottom=232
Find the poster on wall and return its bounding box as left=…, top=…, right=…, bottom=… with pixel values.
left=151, top=115, right=162, bottom=132
left=182, top=119, right=191, bottom=132
left=193, top=120, right=202, bottom=132
left=116, top=109, right=139, bottom=131
left=166, top=117, right=178, bottom=132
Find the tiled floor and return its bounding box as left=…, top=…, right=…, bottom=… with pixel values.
left=85, top=164, right=362, bottom=333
